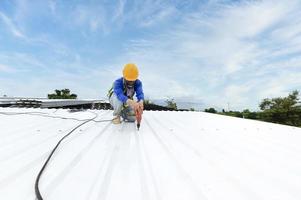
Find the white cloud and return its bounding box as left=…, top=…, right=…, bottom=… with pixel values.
left=48, top=0, right=57, bottom=15
left=0, top=12, right=26, bottom=38
left=110, top=0, right=179, bottom=29
left=112, top=0, right=126, bottom=22
left=121, top=0, right=301, bottom=110
left=139, top=6, right=177, bottom=27
left=0, top=64, right=16, bottom=73
left=0, top=52, right=48, bottom=72
left=73, top=5, right=107, bottom=33
left=1, top=0, right=301, bottom=110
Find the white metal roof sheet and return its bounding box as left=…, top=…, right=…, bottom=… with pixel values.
left=0, top=108, right=301, bottom=200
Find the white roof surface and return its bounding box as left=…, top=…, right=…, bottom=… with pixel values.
left=0, top=107, right=301, bottom=200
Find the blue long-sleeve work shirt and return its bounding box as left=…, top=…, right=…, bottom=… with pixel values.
left=113, top=77, right=144, bottom=103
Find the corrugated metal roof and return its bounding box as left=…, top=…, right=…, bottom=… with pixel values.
left=0, top=107, right=301, bottom=200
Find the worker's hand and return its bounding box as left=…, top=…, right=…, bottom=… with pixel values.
left=138, top=100, right=144, bottom=111
left=126, top=99, right=139, bottom=111
left=126, top=99, right=135, bottom=108
left=127, top=99, right=144, bottom=114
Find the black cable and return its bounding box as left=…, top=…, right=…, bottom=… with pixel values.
left=0, top=110, right=113, bottom=199
left=34, top=115, right=95, bottom=200
left=34, top=113, right=112, bottom=200
left=0, top=111, right=112, bottom=122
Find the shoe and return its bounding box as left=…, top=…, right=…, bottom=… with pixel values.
left=112, top=116, right=121, bottom=124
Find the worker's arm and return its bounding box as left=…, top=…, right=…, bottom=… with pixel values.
left=135, top=80, right=144, bottom=102
left=138, top=100, right=144, bottom=110
left=113, top=78, right=128, bottom=103
left=135, top=80, right=144, bottom=110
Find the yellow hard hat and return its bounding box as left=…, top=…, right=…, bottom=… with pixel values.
left=123, top=63, right=139, bottom=81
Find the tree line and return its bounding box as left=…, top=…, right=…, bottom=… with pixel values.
left=48, top=89, right=301, bottom=127
left=48, top=89, right=77, bottom=99
left=204, top=90, right=301, bottom=127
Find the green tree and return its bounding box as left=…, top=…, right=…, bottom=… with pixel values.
left=242, top=109, right=258, bottom=119
left=165, top=98, right=177, bottom=110
left=259, top=90, right=301, bottom=126
left=48, top=89, right=77, bottom=99
left=143, top=99, right=151, bottom=105
left=204, top=107, right=217, bottom=113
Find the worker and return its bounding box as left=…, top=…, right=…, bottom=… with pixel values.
left=107, top=63, right=144, bottom=124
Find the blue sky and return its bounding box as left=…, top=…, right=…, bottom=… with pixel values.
left=0, top=0, right=301, bottom=110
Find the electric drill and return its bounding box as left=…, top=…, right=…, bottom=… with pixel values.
left=135, top=107, right=143, bottom=130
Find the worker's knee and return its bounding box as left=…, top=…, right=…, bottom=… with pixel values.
left=109, top=94, right=124, bottom=115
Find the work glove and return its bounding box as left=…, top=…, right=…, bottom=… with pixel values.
left=126, top=99, right=139, bottom=110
